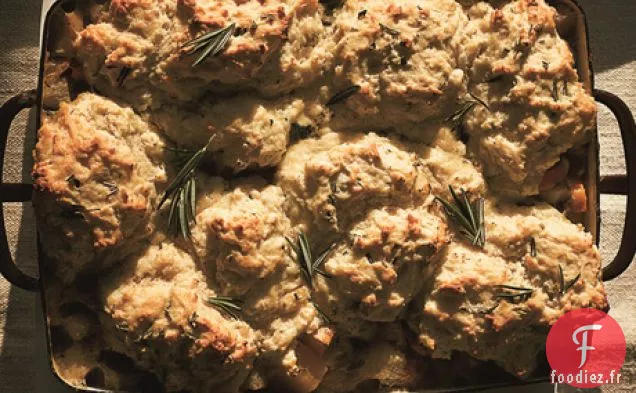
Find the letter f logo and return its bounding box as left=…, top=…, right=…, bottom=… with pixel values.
left=572, top=324, right=602, bottom=368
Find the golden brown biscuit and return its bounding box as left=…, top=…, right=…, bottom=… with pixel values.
left=33, top=93, right=166, bottom=282
left=191, top=177, right=293, bottom=296
left=74, top=0, right=330, bottom=103
left=313, top=205, right=448, bottom=337
left=101, top=238, right=257, bottom=393
left=409, top=200, right=607, bottom=376
left=324, top=0, right=468, bottom=130
left=459, top=0, right=596, bottom=196
left=277, top=132, right=431, bottom=238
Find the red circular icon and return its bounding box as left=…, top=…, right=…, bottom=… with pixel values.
left=546, top=308, right=626, bottom=388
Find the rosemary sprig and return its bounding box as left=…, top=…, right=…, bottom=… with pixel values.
left=206, top=296, right=243, bottom=319
left=182, top=23, right=236, bottom=67
left=434, top=186, right=486, bottom=248
left=158, top=140, right=211, bottom=239
left=286, top=232, right=334, bottom=286
left=445, top=93, right=489, bottom=132
left=327, top=85, right=361, bottom=106
left=559, top=265, right=581, bottom=295
left=494, top=284, right=533, bottom=302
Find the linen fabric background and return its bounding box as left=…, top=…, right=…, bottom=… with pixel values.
left=0, top=0, right=633, bottom=392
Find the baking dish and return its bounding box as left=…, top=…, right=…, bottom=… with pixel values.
left=1, top=0, right=635, bottom=391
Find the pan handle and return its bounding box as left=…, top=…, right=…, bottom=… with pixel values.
left=594, top=89, right=636, bottom=281
left=0, top=89, right=40, bottom=292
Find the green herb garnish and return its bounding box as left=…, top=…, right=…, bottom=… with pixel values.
left=551, top=80, right=560, bottom=101
left=182, top=23, right=236, bottom=67
left=494, top=284, right=533, bottom=301
left=530, top=237, right=537, bottom=257
left=206, top=296, right=243, bottom=319
left=559, top=265, right=581, bottom=295
left=286, top=232, right=334, bottom=285
left=327, top=85, right=361, bottom=106
left=435, top=186, right=486, bottom=248
left=445, top=93, right=489, bottom=132
left=314, top=304, right=332, bottom=323
left=158, top=140, right=211, bottom=239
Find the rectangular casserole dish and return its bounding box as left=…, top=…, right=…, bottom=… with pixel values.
left=0, top=0, right=635, bottom=391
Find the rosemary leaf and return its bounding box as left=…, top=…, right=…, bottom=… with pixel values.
left=445, top=93, right=489, bottom=132
left=183, top=23, right=236, bottom=67
left=445, top=101, right=476, bottom=131
left=559, top=265, right=581, bottom=294
left=206, top=296, right=243, bottom=319
left=551, top=80, right=559, bottom=101
left=167, top=145, right=199, bottom=167
left=287, top=232, right=334, bottom=286
left=530, top=237, right=537, bottom=257
left=469, top=92, right=490, bottom=111
left=314, top=304, right=332, bottom=323
left=435, top=186, right=486, bottom=248
left=494, top=284, right=533, bottom=301
left=565, top=273, right=581, bottom=293
left=327, top=85, right=361, bottom=106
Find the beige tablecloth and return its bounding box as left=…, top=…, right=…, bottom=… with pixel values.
left=0, top=1, right=634, bottom=392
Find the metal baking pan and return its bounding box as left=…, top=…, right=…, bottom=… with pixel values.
left=0, top=0, right=635, bottom=392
